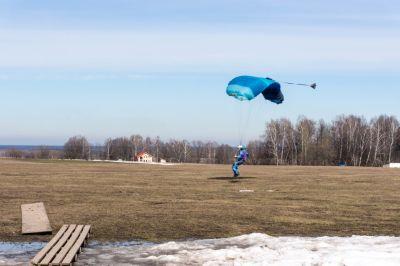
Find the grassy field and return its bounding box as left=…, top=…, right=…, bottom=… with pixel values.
left=0, top=159, right=399, bottom=243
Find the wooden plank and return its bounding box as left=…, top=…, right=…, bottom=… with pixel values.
left=61, top=225, right=91, bottom=266
left=51, top=225, right=84, bottom=265
left=39, top=225, right=77, bottom=266
left=21, top=202, right=52, bottom=234
left=31, top=225, right=69, bottom=265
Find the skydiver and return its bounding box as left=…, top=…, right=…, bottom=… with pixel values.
left=232, top=145, right=249, bottom=178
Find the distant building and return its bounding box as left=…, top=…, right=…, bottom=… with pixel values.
left=135, top=152, right=153, bottom=163
left=383, top=163, right=400, bottom=168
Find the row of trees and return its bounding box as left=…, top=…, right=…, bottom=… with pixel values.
left=64, top=135, right=235, bottom=164
left=62, top=115, right=400, bottom=167
left=261, top=115, right=400, bottom=166
left=2, top=146, right=61, bottom=160
left=3, top=114, right=399, bottom=167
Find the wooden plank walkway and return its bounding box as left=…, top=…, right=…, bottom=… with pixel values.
left=31, top=224, right=91, bottom=266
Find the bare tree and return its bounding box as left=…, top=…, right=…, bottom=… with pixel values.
left=297, top=117, right=315, bottom=165
left=246, top=140, right=262, bottom=165
left=130, top=134, right=143, bottom=157
left=109, top=137, right=132, bottom=161
left=387, top=116, right=399, bottom=163
left=265, top=119, right=280, bottom=165
left=168, top=139, right=185, bottom=163
left=215, top=144, right=235, bottom=164
left=64, top=136, right=90, bottom=160
left=5, top=149, right=24, bottom=159
left=154, top=136, right=161, bottom=162
left=104, top=138, right=112, bottom=160
left=37, top=145, right=51, bottom=159
left=371, top=117, right=385, bottom=166
left=313, top=120, right=333, bottom=166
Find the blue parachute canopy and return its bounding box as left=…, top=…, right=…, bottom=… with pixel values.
left=226, top=75, right=284, bottom=104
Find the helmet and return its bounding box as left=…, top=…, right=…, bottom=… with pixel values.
left=237, top=145, right=246, bottom=150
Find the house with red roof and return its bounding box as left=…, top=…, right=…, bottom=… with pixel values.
left=134, top=151, right=153, bottom=163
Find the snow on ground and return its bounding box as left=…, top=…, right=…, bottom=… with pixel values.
left=91, top=159, right=176, bottom=166
left=0, top=242, right=44, bottom=266
left=1, top=233, right=400, bottom=266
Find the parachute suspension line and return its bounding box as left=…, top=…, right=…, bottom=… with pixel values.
left=243, top=100, right=254, bottom=145
left=281, top=81, right=317, bottom=89
left=237, top=100, right=244, bottom=146
left=239, top=103, right=245, bottom=146
left=235, top=98, right=263, bottom=147
left=234, top=100, right=252, bottom=146
left=238, top=100, right=254, bottom=146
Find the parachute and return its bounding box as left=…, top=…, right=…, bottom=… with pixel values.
left=226, top=74, right=316, bottom=145
left=226, top=76, right=284, bottom=104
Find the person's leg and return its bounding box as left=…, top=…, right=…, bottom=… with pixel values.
left=232, top=162, right=239, bottom=177
left=235, top=160, right=244, bottom=177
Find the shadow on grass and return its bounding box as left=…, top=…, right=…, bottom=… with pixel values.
left=208, top=176, right=257, bottom=181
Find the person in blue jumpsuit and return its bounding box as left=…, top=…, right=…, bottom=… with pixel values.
left=232, top=145, right=249, bottom=177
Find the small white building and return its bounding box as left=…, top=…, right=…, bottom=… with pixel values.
left=135, top=152, right=153, bottom=163
left=383, top=163, right=400, bottom=168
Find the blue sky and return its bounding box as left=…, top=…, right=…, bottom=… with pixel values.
left=0, top=0, right=399, bottom=145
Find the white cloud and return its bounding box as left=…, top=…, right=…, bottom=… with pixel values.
left=0, top=27, right=399, bottom=73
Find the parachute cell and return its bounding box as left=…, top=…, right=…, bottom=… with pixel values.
left=226, top=76, right=284, bottom=104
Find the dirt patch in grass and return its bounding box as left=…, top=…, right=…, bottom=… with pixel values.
left=0, top=159, right=399, bottom=242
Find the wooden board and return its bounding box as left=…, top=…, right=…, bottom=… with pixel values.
left=21, top=202, right=52, bottom=234
left=40, top=225, right=77, bottom=265
left=52, top=225, right=84, bottom=265
left=31, top=224, right=91, bottom=266
left=62, top=225, right=91, bottom=265
left=31, top=225, right=69, bottom=265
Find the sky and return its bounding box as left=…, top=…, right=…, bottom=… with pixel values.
left=0, top=0, right=399, bottom=145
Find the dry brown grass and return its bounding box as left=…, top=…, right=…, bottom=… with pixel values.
left=1, top=159, right=399, bottom=242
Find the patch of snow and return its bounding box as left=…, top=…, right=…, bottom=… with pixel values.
left=0, top=242, right=44, bottom=266
left=239, top=190, right=254, bottom=193
left=76, top=233, right=400, bottom=266
left=383, top=163, right=400, bottom=168
left=91, top=159, right=176, bottom=166
left=2, top=234, right=400, bottom=265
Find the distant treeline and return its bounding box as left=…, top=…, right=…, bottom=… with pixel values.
left=2, top=114, right=400, bottom=167
left=259, top=114, right=400, bottom=166
left=1, top=146, right=63, bottom=160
